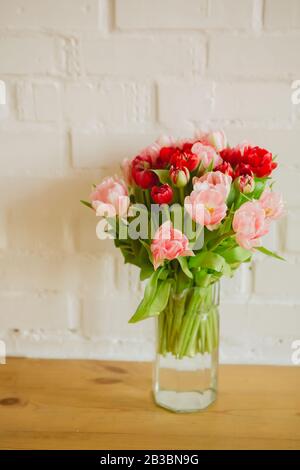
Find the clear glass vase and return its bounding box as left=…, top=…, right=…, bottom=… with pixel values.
left=153, top=282, right=220, bottom=413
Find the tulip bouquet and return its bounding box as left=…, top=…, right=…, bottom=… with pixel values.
left=82, top=130, right=284, bottom=359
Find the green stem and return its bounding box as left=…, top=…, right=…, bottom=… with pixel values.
left=205, top=314, right=213, bottom=354
left=211, top=307, right=219, bottom=348
left=185, top=315, right=201, bottom=357
left=157, top=284, right=219, bottom=358
left=208, top=230, right=235, bottom=251
left=144, top=189, right=151, bottom=209
left=179, top=187, right=185, bottom=206
left=200, top=317, right=206, bottom=354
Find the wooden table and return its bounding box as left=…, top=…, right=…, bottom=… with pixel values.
left=0, top=358, right=299, bottom=450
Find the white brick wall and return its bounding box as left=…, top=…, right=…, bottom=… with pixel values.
left=0, top=0, right=299, bottom=364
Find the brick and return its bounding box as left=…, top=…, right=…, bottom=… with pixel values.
left=254, top=258, right=300, bottom=298
left=0, top=292, right=71, bottom=330
left=7, top=209, right=66, bottom=254
left=158, top=80, right=213, bottom=127
left=82, top=36, right=204, bottom=77
left=78, top=253, right=116, bottom=295
left=220, top=303, right=249, bottom=343
left=220, top=264, right=251, bottom=303
left=209, top=35, right=300, bottom=79
left=115, top=0, right=253, bottom=29
left=276, top=167, right=300, bottom=206
left=0, top=177, right=67, bottom=253
left=17, top=82, right=61, bottom=122
left=73, top=212, right=109, bottom=254
left=0, top=36, right=58, bottom=74
left=71, top=131, right=158, bottom=168
left=264, top=0, right=300, bottom=30
left=0, top=253, right=76, bottom=291
left=72, top=128, right=157, bottom=168
left=214, top=82, right=292, bottom=121
left=64, top=81, right=153, bottom=125
left=285, top=209, right=300, bottom=253
left=0, top=129, right=63, bottom=175
left=81, top=292, right=150, bottom=339
left=221, top=302, right=300, bottom=365
left=226, top=128, right=300, bottom=167
left=247, top=304, right=300, bottom=338
left=0, top=0, right=101, bottom=30
left=33, top=83, right=61, bottom=121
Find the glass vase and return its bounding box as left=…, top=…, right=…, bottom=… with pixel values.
left=153, top=282, right=220, bottom=413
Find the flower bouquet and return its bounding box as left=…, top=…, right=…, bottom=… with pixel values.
left=82, top=130, right=284, bottom=412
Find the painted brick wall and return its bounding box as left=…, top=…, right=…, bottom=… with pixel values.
left=0, top=0, right=299, bottom=364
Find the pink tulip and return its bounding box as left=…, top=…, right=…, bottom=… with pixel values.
left=151, top=221, right=194, bottom=270
left=198, top=129, right=227, bottom=152
left=185, top=188, right=228, bottom=231
left=90, top=176, right=130, bottom=217
left=233, top=201, right=269, bottom=250
left=259, top=189, right=284, bottom=221
left=121, top=158, right=134, bottom=186
left=191, top=142, right=223, bottom=169
left=193, top=171, right=232, bottom=200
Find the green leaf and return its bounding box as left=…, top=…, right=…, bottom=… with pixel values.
left=250, top=178, right=268, bottom=200
left=204, top=159, right=214, bottom=173
left=140, top=263, right=154, bottom=281
left=235, top=192, right=252, bottom=209
left=176, top=268, right=193, bottom=291
left=189, top=251, right=226, bottom=272
left=226, top=184, right=238, bottom=208
left=129, top=268, right=162, bottom=323
left=139, top=239, right=152, bottom=260
left=177, top=256, right=193, bottom=279
left=119, top=244, right=138, bottom=266
left=255, top=246, right=285, bottom=261
left=151, top=169, right=170, bottom=184
left=148, top=279, right=173, bottom=317
left=222, top=246, right=252, bottom=264
left=194, top=270, right=213, bottom=287
left=80, top=199, right=93, bottom=209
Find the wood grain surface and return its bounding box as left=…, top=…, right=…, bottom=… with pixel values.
left=0, top=358, right=299, bottom=450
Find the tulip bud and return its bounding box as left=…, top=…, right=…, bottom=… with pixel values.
left=170, top=165, right=190, bottom=187
left=235, top=174, right=255, bottom=194
left=151, top=184, right=173, bottom=205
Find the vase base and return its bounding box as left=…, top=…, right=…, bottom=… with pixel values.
left=153, top=388, right=216, bottom=413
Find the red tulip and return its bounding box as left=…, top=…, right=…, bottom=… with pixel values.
left=132, top=155, right=158, bottom=189
left=151, top=184, right=173, bottom=204
left=170, top=148, right=200, bottom=172
left=215, top=161, right=234, bottom=178
left=155, top=147, right=174, bottom=169
left=242, top=146, right=277, bottom=178
left=220, top=147, right=243, bottom=167
left=234, top=163, right=253, bottom=178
